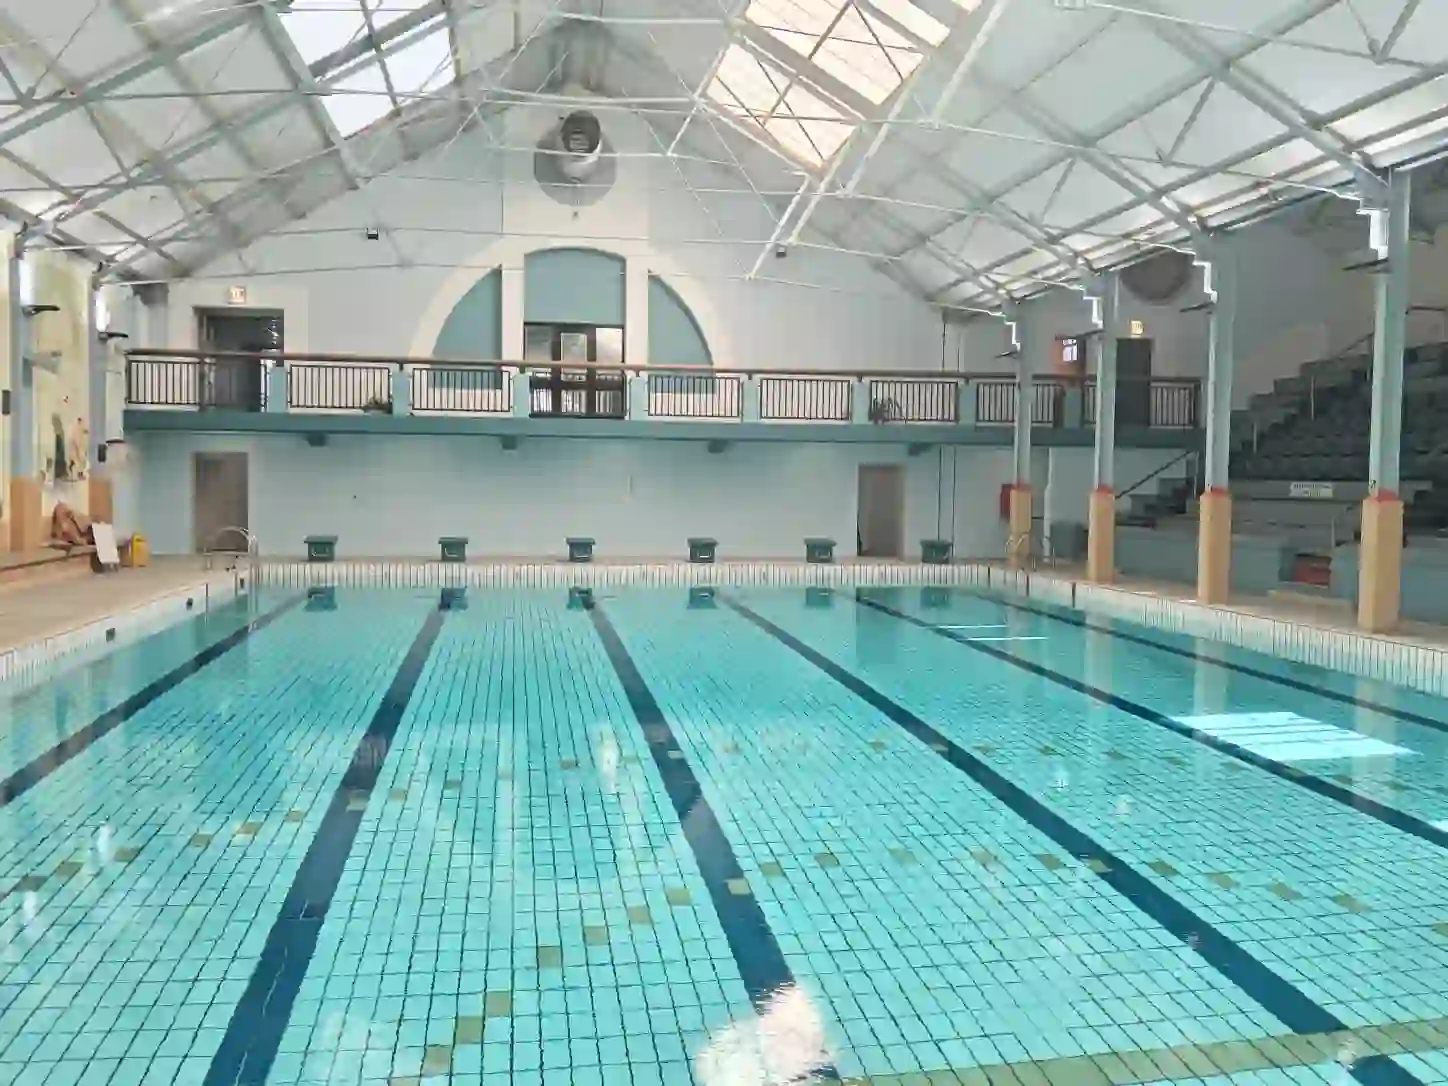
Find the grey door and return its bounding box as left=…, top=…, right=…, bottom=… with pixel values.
left=197, top=310, right=281, bottom=411
left=1116, top=338, right=1153, bottom=428
left=857, top=465, right=905, bottom=558
left=194, top=452, right=249, bottom=553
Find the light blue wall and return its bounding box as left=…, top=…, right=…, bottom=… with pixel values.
left=524, top=248, right=626, bottom=326
left=433, top=268, right=501, bottom=359
left=648, top=275, right=711, bottom=366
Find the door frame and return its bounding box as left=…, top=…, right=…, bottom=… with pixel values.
left=193, top=451, right=250, bottom=554
left=857, top=463, right=906, bottom=559
left=195, top=307, right=286, bottom=351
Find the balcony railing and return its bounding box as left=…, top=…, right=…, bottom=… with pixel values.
left=411, top=366, right=511, bottom=415
left=648, top=372, right=741, bottom=419
left=289, top=362, right=392, bottom=413
left=868, top=378, right=958, bottom=423
left=759, top=376, right=852, bottom=421
left=124, top=349, right=1202, bottom=433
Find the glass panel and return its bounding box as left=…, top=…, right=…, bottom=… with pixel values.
left=280, top=0, right=367, bottom=65
left=524, top=325, right=553, bottom=362
left=323, top=62, right=393, bottom=137
left=596, top=327, right=624, bottom=365
left=867, top=0, right=951, bottom=45
left=559, top=332, right=589, bottom=363
left=384, top=24, right=455, bottom=97
left=367, top=0, right=434, bottom=32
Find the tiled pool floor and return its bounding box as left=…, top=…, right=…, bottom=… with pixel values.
left=2, top=585, right=1448, bottom=1086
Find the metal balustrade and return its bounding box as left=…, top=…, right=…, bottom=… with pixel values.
left=127, top=356, right=265, bottom=411
left=289, top=362, right=392, bottom=412
left=123, top=349, right=1202, bottom=433
left=647, top=372, right=741, bottom=419
left=866, top=378, right=958, bottom=423
left=759, top=376, right=852, bottom=421
left=410, top=365, right=511, bottom=415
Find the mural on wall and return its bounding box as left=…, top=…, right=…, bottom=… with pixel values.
left=30, top=251, right=91, bottom=505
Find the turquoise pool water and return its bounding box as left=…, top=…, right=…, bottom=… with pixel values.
left=3, top=585, right=1448, bottom=1086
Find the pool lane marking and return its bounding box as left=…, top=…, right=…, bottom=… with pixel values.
left=588, top=603, right=841, bottom=1080
left=203, top=606, right=447, bottom=1086
left=858, top=593, right=1448, bottom=854
left=964, top=586, right=1448, bottom=736
left=722, top=595, right=1423, bottom=1086
left=0, top=594, right=307, bottom=809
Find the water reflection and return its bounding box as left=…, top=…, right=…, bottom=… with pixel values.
left=695, top=985, right=830, bottom=1086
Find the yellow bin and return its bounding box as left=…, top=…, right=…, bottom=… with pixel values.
left=124, top=534, right=150, bottom=568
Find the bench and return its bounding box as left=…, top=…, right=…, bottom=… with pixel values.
left=921, top=539, right=953, bottom=565
left=304, top=535, right=338, bottom=563
left=804, top=538, right=836, bottom=564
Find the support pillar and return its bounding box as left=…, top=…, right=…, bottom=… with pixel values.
left=1008, top=310, right=1035, bottom=568
left=625, top=258, right=649, bottom=366
left=1087, top=275, right=1119, bottom=583
left=87, top=276, right=114, bottom=523
left=1197, top=243, right=1236, bottom=604
left=502, top=265, right=528, bottom=418
left=9, top=476, right=41, bottom=551
left=6, top=238, right=39, bottom=552
left=1358, top=170, right=1412, bottom=633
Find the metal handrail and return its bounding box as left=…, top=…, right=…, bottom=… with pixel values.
left=1006, top=531, right=1034, bottom=570
left=203, top=525, right=259, bottom=586
left=125, top=347, right=1203, bottom=394
left=1116, top=449, right=1196, bottom=501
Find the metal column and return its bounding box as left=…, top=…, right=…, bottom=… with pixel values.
left=88, top=276, right=107, bottom=460
left=1359, top=169, right=1412, bottom=632
left=8, top=240, right=33, bottom=479
left=1197, top=242, right=1236, bottom=604
left=1202, top=247, right=1237, bottom=492
left=1012, top=315, right=1033, bottom=486
left=1008, top=310, right=1035, bottom=566
left=1367, top=170, right=1411, bottom=499
left=1087, top=276, right=1119, bottom=582
left=1092, top=277, right=1119, bottom=490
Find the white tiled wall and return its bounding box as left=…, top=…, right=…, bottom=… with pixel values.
left=967, top=564, right=1448, bottom=698
left=0, top=574, right=246, bottom=692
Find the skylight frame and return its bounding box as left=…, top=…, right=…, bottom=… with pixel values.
left=282, top=2, right=458, bottom=141
left=704, top=0, right=961, bottom=167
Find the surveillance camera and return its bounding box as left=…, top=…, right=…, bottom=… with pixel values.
left=365, top=226, right=381, bottom=241
left=774, top=245, right=788, bottom=259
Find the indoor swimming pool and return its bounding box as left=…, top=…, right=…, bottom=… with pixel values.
left=4, top=585, right=1448, bottom=1086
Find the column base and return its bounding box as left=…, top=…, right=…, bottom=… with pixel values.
left=8, top=476, right=43, bottom=553
left=1357, top=493, right=1403, bottom=633
left=1196, top=488, right=1232, bottom=605
left=88, top=476, right=115, bottom=525
left=1007, top=484, right=1033, bottom=569
left=1086, top=486, right=1116, bottom=584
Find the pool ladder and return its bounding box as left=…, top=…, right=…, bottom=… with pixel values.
left=203, top=526, right=260, bottom=590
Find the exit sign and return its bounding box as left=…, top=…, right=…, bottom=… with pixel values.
left=227, top=285, right=247, bottom=306
left=1128, top=319, right=1145, bottom=337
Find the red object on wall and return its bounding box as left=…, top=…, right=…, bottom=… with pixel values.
left=999, top=483, right=1013, bottom=521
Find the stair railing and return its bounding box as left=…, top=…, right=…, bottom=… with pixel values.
left=1115, top=449, right=1196, bottom=502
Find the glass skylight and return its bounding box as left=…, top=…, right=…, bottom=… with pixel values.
left=279, top=1, right=443, bottom=68
left=283, top=1, right=455, bottom=139
left=279, top=1, right=367, bottom=66
left=706, top=0, right=966, bottom=165
left=383, top=27, right=455, bottom=102
left=323, top=61, right=391, bottom=138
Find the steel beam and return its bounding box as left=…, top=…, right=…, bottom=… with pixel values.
left=0, top=10, right=253, bottom=149
left=1368, top=170, right=1412, bottom=497
left=1126, top=0, right=1387, bottom=201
